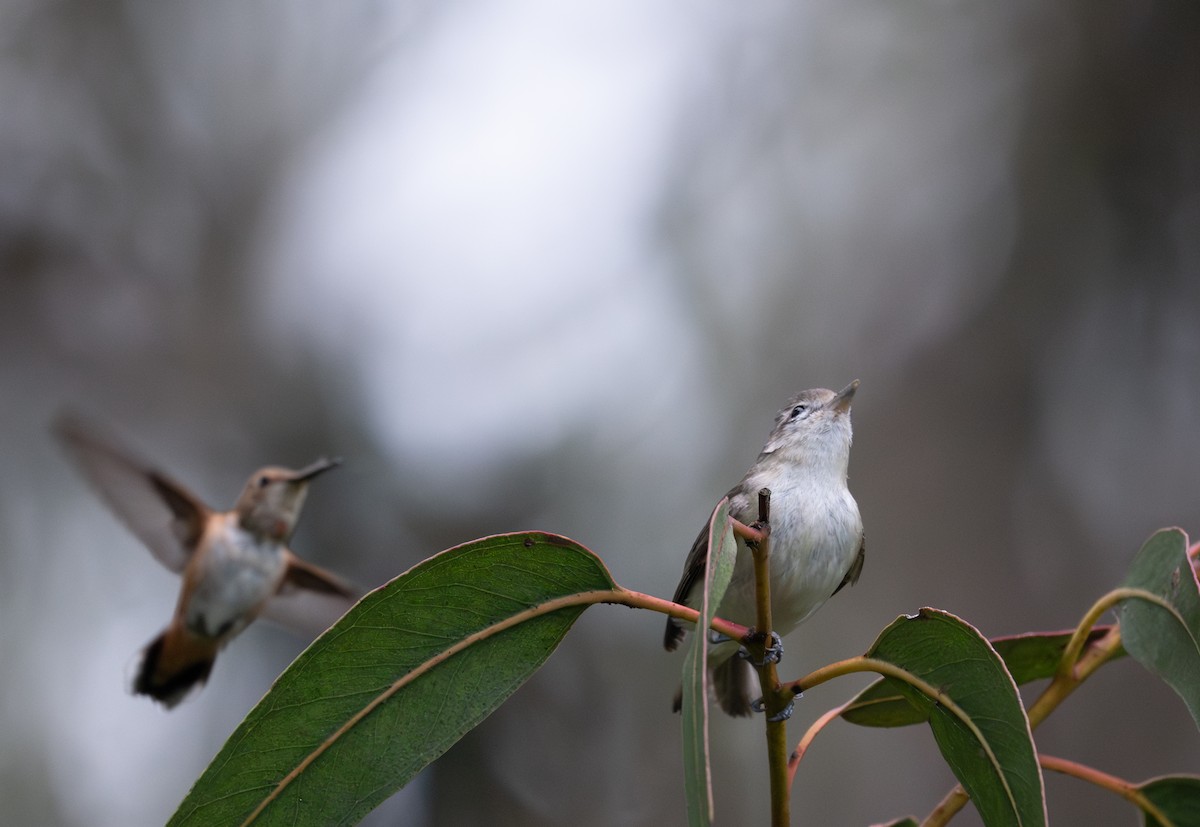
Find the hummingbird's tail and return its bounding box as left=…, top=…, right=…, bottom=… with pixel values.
left=133, top=623, right=218, bottom=708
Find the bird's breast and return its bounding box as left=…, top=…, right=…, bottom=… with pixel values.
left=184, top=516, right=288, bottom=640
left=720, top=471, right=862, bottom=634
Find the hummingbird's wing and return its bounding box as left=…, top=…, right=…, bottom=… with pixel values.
left=54, top=415, right=208, bottom=572
left=262, top=551, right=362, bottom=638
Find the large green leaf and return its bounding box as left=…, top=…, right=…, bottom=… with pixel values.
left=169, top=532, right=616, bottom=826
left=680, top=498, right=737, bottom=827
left=1138, top=775, right=1200, bottom=827
left=843, top=626, right=1116, bottom=728
left=1119, top=528, right=1200, bottom=730
left=860, top=609, right=1046, bottom=827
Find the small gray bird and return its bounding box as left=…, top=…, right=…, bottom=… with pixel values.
left=665, top=381, right=865, bottom=716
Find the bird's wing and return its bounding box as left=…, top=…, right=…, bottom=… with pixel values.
left=262, top=551, right=362, bottom=638
left=663, top=486, right=754, bottom=651
left=832, top=535, right=866, bottom=596
left=54, top=414, right=208, bottom=572
left=662, top=520, right=710, bottom=650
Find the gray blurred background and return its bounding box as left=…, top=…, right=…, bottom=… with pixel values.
left=2, top=2, right=1197, bottom=825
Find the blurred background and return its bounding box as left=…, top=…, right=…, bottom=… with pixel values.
left=1, top=1, right=1197, bottom=824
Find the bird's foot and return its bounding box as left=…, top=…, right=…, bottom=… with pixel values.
left=736, top=630, right=783, bottom=666
left=742, top=519, right=771, bottom=548
left=750, top=696, right=795, bottom=722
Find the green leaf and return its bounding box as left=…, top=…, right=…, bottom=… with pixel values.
left=860, top=609, right=1046, bottom=827
left=169, top=532, right=617, bottom=827
left=839, top=676, right=926, bottom=728
left=680, top=498, right=737, bottom=827
left=991, top=626, right=1120, bottom=683
left=1119, top=528, right=1200, bottom=730
left=1139, top=775, right=1200, bottom=827
left=843, top=626, right=1116, bottom=728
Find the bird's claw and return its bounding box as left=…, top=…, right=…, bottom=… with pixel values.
left=750, top=696, right=795, bottom=722
left=762, top=631, right=783, bottom=664
left=745, top=520, right=771, bottom=548
left=735, top=631, right=784, bottom=666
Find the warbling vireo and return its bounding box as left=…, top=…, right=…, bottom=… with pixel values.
left=664, top=380, right=865, bottom=716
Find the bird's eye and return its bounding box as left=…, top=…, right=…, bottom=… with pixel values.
left=258, top=475, right=270, bottom=488
left=790, top=405, right=807, bottom=419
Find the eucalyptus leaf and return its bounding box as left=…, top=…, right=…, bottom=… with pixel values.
left=843, top=626, right=1116, bottom=728
left=1138, top=775, right=1200, bottom=827
left=169, top=532, right=617, bottom=826
left=860, top=609, right=1046, bottom=827
left=681, top=498, right=737, bottom=827
left=1119, top=528, right=1200, bottom=730
left=991, top=626, right=1119, bottom=683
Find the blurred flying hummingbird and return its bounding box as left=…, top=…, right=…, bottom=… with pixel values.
left=55, top=417, right=360, bottom=708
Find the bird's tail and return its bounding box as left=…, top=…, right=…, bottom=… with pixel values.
left=713, top=655, right=758, bottom=717
left=671, top=654, right=760, bottom=717
left=133, top=622, right=218, bottom=708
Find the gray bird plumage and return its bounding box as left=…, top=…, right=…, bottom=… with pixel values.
left=665, top=381, right=865, bottom=716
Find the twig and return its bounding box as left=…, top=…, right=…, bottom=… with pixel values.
left=1040, top=754, right=1172, bottom=827
left=749, top=488, right=790, bottom=827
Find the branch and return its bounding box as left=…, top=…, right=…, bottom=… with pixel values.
left=787, top=702, right=849, bottom=787
left=1040, top=754, right=1172, bottom=827
left=747, top=488, right=791, bottom=827
left=610, top=589, right=750, bottom=643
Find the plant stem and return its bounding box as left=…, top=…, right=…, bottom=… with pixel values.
left=609, top=589, right=749, bottom=643
left=747, top=488, right=791, bottom=827
left=787, top=704, right=847, bottom=787
left=1053, top=588, right=1146, bottom=682
left=1027, top=624, right=1124, bottom=727
left=1039, top=754, right=1172, bottom=826
left=923, top=788, right=970, bottom=827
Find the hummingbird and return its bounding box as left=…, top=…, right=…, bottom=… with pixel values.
left=664, top=381, right=865, bottom=716
left=55, top=416, right=360, bottom=708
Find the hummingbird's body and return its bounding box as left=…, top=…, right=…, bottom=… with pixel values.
left=56, top=419, right=360, bottom=707
left=665, top=381, right=865, bottom=716
left=180, top=513, right=290, bottom=640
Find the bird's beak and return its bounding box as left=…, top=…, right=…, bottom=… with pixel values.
left=830, top=380, right=860, bottom=414
left=289, top=457, right=342, bottom=484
